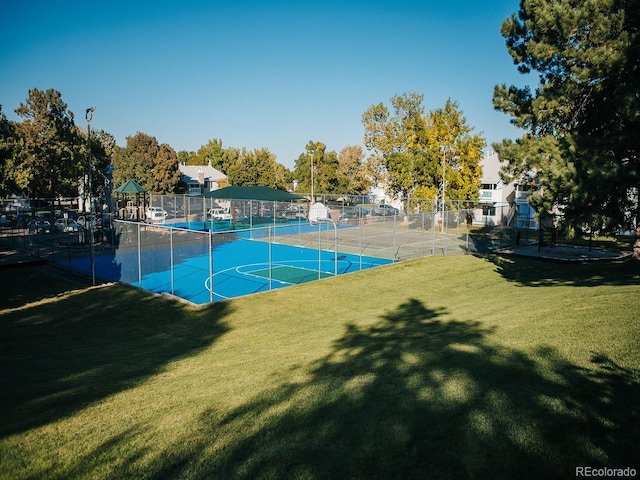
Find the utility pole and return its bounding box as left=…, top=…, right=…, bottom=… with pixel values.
left=440, top=145, right=452, bottom=233
left=86, top=106, right=96, bottom=285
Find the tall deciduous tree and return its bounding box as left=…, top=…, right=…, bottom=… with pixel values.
left=226, top=148, right=279, bottom=187
left=14, top=88, right=81, bottom=198
left=112, top=133, right=180, bottom=193
left=362, top=93, right=485, bottom=208
left=274, top=162, right=293, bottom=191
left=112, top=133, right=156, bottom=190
left=427, top=100, right=485, bottom=205
left=0, top=107, right=19, bottom=197
left=84, top=129, right=115, bottom=209
left=293, top=141, right=340, bottom=195
left=221, top=147, right=240, bottom=176
left=193, top=139, right=228, bottom=170
left=177, top=150, right=195, bottom=166
left=148, top=143, right=181, bottom=194
left=187, top=139, right=242, bottom=176
left=337, top=145, right=371, bottom=195
left=362, top=93, right=427, bottom=204
left=493, top=0, right=640, bottom=232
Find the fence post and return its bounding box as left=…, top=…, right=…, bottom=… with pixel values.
left=268, top=226, right=273, bottom=291
left=444, top=210, right=449, bottom=255
left=250, top=201, right=253, bottom=236
left=421, top=212, right=425, bottom=257
left=137, top=222, right=142, bottom=286
left=393, top=214, right=397, bottom=260
left=111, top=222, right=116, bottom=281
left=432, top=211, right=436, bottom=255
left=209, top=228, right=213, bottom=303
left=170, top=227, right=174, bottom=295
left=359, top=216, right=363, bottom=270
left=464, top=212, right=468, bottom=252
left=317, top=221, right=322, bottom=279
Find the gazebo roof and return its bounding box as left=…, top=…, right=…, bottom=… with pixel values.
left=114, top=179, right=147, bottom=194
left=198, top=186, right=303, bottom=201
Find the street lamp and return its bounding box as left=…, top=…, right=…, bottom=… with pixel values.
left=86, top=106, right=96, bottom=285
left=310, top=152, right=314, bottom=202
left=440, top=145, right=452, bottom=232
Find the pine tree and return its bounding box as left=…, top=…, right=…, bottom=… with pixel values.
left=14, top=88, right=81, bottom=198
left=493, top=0, right=640, bottom=232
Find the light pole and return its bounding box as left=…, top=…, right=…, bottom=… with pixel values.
left=86, top=106, right=96, bottom=285
left=440, top=145, right=452, bottom=233
left=105, top=164, right=114, bottom=213
left=310, top=152, right=314, bottom=202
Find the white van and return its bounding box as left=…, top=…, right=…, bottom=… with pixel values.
left=146, top=207, right=168, bottom=222
left=207, top=208, right=232, bottom=220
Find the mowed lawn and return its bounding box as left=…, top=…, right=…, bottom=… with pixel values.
left=1, top=254, right=639, bottom=479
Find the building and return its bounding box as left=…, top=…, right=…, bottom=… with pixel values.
left=473, top=152, right=512, bottom=227
left=511, top=182, right=539, bottom=230
left=178, top=163, right=227, bottom=196
left=473, top=152, right=538, bottom=230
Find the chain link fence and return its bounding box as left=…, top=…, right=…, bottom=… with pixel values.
left=1, top=195, right=532, bottom=303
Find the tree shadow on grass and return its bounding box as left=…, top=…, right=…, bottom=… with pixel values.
left=486, top=254, right=640, bottom=287
left=0, top=264, right=91, bottom=310
left=0, top=284, right=231, bottom=437
left=136, top=297, right=640, bottom=479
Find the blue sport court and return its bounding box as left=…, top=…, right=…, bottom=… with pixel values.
left=78, top=226, right=393, bottom=304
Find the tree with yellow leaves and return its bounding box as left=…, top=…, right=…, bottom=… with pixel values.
left=362, top=92, right=485, bottom=211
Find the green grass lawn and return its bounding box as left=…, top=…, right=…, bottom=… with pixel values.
left=1, top=255, right=639, bottom=479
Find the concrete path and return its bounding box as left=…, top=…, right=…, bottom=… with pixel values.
left=497, top=242, right=631, bottom=262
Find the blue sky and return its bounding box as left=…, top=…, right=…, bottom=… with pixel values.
left=1, top=0, right=528, bottom=169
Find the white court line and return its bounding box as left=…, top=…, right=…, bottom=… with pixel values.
left=205, top=259, right=354, bottom=298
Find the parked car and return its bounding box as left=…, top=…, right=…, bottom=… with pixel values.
left=54, top=218, right=82, bottom=233
left=12, top=214, right=32, bottom=228
left=27, top=220, right=53, bottom=234
left=371, top=204, right=399, bottom=216
left=76, top=215, right=100, bottom=231
left=342, top=206, right=369, bottom=217
left=146, top=207, right=168, bottom=222
left=55, top=209, right=78, bottom=220
left=166, top=206, right=182, bottom=217
left=338, top=210, right=365, bottom=224
left=37, top=212, right=55, bottom=223
left=207, top=208, right=232, bottom=220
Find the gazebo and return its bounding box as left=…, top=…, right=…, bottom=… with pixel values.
left=198, top=185, right=304, bottom=202
left=198, top=185, right=305, bottom=228
left=113, top=180, right=147, bottom=221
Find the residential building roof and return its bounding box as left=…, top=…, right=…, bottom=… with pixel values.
left=480, top=152, right=503, bottom=184
left=179, top=164, right=226, bottom=184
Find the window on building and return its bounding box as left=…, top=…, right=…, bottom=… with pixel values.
left=188, top=183, right=202, bottom=195
left=482, top=206, right=496, bottom=216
